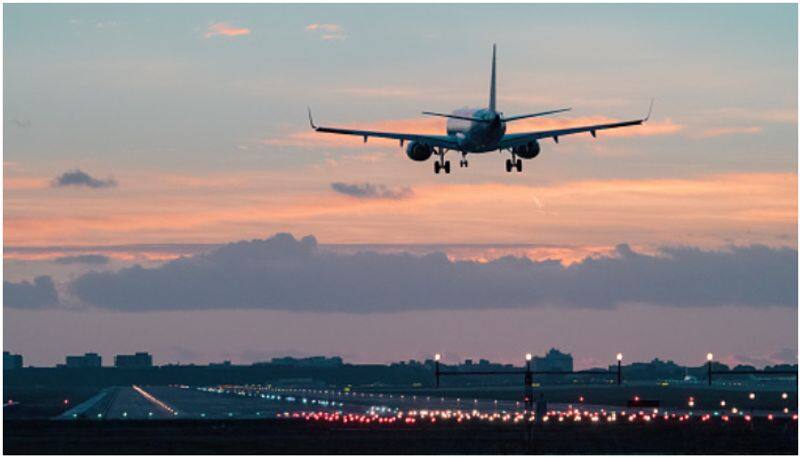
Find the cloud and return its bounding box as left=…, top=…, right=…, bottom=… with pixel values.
left=4, top=276, right=59, bottom=309
left=95, top=20, right=118, bottom=29
left=770, top=347, right=798, bottom=364
left=53, top=254, right=111, bottom=265
left=52, top=170, right=117, bottom=189
left=305, top=23, right=343, bottom=32
left=330, top=182, right=413, bottom=200
left=9, top=118, right=31, bottom=128
left=697, top=126, right=763, bottom=138
left=305, top=23, right=346, bottom=40
left=205, top=22, right=250, bottom=38
left=67, top=233, right=797, bottom=313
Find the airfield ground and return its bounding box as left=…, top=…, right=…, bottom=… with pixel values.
left=4, top=383, right=799, bottom=454
left=5, top=417, right=798, bottom=454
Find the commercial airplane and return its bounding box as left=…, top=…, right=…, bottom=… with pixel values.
left=309, top=45, right=652, bottom=174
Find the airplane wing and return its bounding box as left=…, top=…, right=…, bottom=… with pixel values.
left=309, top=109, right=459, bottom=149
left=498, top=101, right=653, bottom=149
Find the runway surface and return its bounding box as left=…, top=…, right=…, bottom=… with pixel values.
left=56, top=385, right=795, bottom=421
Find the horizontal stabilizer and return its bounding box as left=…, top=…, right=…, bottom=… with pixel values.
left=502, top=108, right=571, bottom=122
left=422, top=111, right=493, bottom=123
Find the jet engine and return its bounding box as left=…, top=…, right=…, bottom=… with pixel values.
left=405, top=141, right=433, bottom=161
left=512, top=140, right=541, bottom=159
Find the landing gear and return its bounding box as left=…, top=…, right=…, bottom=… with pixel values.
left=505, top=156, right=522, bottom=173
left=434, top=148, right=451, bottom=174
left=459, top=153, right=469, bottom=168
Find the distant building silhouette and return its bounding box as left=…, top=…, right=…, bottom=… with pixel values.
left=268, top=356, right=343, bottom=367
left=65, top=353, right=102, bottom=368
left=533, top=348, right=573, bottom=372
left=114, top=352, right=153, bottom=368
left=3, top=351, right=23, bottom=370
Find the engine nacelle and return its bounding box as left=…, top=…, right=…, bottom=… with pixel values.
left=405, top=141, right=433, bottom=161
left=512, top=140, right=541, bottom=159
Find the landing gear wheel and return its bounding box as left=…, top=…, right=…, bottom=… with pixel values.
left=505, top=159, right=512, bottom=173
left=434, top=161, right=441, bottom=174
left=516, top=159, right=522, bottom=172
left=444, top=161, right=451, bottom=174
left=464, top=160, right=469, bottom=168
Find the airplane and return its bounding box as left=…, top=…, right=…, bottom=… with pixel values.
left=308, top=45, right=652, bottom=174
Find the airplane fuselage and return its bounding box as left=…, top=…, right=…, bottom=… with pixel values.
left=446, top=108, right=507, bottom=153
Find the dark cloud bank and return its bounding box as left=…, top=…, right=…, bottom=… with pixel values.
left=52, top=169, right=117, bottom=189
left=5, top=233, right=793, bottom=312
left=4, top=276, right=59, bottom=309
left=330, top=182, right=413, bottom=199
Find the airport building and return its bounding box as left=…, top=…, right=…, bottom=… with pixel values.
left=3, top=351, right=23, bottom=370
left=114, top=352, right=153, bottom=368
left=269, top=356, right=343, bottom=367
left=532, top=348, right=573, bottom=372
left=65, top=353, right=102, bottom=368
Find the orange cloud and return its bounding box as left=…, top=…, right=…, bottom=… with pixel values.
left=305, top=23, right=343, bottom=32
left=697, top=126, right=763, bottom=138
left=4, top=169, right=794, bottom=251
left=205, top=22, right=250, bottom=38
left=305, top=23, right=346, bottom=40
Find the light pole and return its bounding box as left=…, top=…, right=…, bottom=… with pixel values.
left=706, top=353, right=714, bottom=386
left=434, top=353, right=441, bottom=388
left=616, top=353, right=623, bottom=385
left=524, top=353, right=533, bottom=408
left=524, top=353, right=533, bottom=444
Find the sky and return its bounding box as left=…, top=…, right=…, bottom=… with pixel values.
left=3, top=4, right=798, bottom=368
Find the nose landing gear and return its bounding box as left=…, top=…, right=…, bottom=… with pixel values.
left=459, top=153, right=469, bottom=168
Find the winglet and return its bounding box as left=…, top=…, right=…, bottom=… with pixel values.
left=644, top=99, right=654, bottom=122
left=307, top=107, right=318, bottom=130
left=489, top=44, right=497, bottom=112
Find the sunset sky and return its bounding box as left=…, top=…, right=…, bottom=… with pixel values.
left=4, top=4, right=797, bottom=368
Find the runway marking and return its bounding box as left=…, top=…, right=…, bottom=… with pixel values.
left=54, top=388, right=111, bottom=420
left=132, top=385, right=178, bottom=415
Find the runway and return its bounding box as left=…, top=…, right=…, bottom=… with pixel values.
left=57, top=384, right=795, bottom=422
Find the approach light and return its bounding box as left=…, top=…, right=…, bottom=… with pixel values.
left=782, top=392, right=788, bottom=400
left=616, top=353, right=623, bottom=361
left=525, top=353, right=533, bottom=362
left=434, top=353, right=441, bottom=362
left=749, top=393, right=756, bottom=400
left=706, top=353, right=714, bottom=361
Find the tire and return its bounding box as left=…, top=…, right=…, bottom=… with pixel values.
left=505, top=159, right=512, bottom=172
left=434, top=162, right=440, bottom=174
left=516, top=160, right=522, bottom=172
left=444, top=161, right=451, bottom=174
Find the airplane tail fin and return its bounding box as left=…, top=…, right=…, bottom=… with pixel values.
left=489, top=44, right=497, bottom=112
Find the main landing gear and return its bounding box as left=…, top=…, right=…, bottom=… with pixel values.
left=434, top=148, right=451, bottom=174
left=434, top=160, right=450, bottom=174
left=505, top=157, right=522, bottom=172
left=459, top=152, right=469, bottom=168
